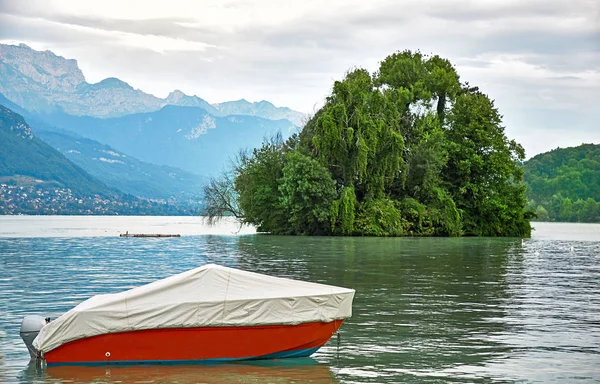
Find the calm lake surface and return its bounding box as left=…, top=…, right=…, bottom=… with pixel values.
left=0, top=217, right=599, bottom=383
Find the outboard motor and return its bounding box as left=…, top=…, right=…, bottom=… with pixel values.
left=20, top=315, right=47, bottom=359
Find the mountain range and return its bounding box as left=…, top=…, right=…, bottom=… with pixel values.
left=0, top=43, right=304, bottom=126
left=0, top=43, right=304, bottom=207
left=32, top=105, right=295, bottom=176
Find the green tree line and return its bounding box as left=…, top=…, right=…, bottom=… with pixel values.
left=205, top=50, right=533, bottom=236
left=524, top=144, right=600, bottom=223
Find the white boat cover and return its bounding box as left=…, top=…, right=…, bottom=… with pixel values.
left=33, top=264, right=355, bottom=353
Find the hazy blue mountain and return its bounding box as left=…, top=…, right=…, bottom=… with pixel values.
left=1, top=92, right=207, bottom=199
left=3, top=88, right=292, bottom=181
left=165, top=90, right=219, bottom=115
left=0, top=104, right=116, bottom=197
left=0, top=92, right=26, bottom=114
left=37, top=130, right=207, bottom=200
left=213, top=99, right=305, bottom=126
left=36, top=105, right=295, bottom=175
left=0, top=92, right=72, bottom=134
left=0, top=44, right=162, bottom=117
left=0, top=43, right=304, bottom=124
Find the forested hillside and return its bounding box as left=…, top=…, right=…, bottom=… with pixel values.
left=37, top=130, right=206, bottom=200
left=524, top=144, right=600, bottom=222
left=34, top=105, right=294, bottom=175
left=0, top=105, right=193, bottom=215
left=205, top=51, right=533, bottom=237
left=0, top=104, right=116, bottom=197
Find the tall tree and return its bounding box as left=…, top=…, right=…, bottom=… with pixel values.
left=202, top=170, right=242, bottom=225
left=376, top=50, right=460, bottom=123
left=444, top=90, right=532, bottom=236
left=312, top=68, right=404, bottom=234
left=424, top=55, right=460, bottom=124
left=234, top=137, right=288, bottom=233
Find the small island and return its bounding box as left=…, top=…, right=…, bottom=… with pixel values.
left=205, top=50, right=534, bottom=237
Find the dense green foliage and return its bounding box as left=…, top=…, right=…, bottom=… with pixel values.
left=207, top=50, right=533, bottom=236
left=524, top=144, right=600, bottom=222
left=444, top=92, right=531, bottom=236
left=279, top=151, right=336, bottom=234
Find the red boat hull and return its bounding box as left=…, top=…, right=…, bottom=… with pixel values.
left=44, top=320, right=343, bottom=365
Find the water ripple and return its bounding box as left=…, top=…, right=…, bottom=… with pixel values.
left=0, top=220, right=599, bottom=383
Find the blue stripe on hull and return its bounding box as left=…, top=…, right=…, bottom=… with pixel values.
left=46, top=347, right=321, bottom=367
left=255, top=347, right=320, bottom=360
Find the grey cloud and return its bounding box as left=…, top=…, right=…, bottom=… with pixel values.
left=0, top=3, right=220, bottom=45
left=506, top=106, right=599, bottom=135
left=0, top=14, right=114, bottom=46
left=0, top=0, right=27, bottom=16
left=427, top=0, right=592, bottom=22
left=4, top=1, right=595, bottom=72
left=471, top=30, right=600, bottom=55
left=548, top=75, right=587, bottom=82
left=231, top=2, right=600, bottom=77
left=523, top=52, right=600, bottom=73
left=0, top=0, right=598, bottom=156
left=49, top=15, right=200, bottom=37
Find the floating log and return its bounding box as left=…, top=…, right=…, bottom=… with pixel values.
left=119, top=232, right=180, bottom=238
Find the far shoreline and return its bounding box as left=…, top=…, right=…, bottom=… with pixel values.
left=0, top=216, right=598, bottom=242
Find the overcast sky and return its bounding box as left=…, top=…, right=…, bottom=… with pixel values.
left=0, top=0, right=598, bottom=157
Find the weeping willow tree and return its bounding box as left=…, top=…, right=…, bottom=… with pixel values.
left=374, top=51, right=464, bottom=236
left=204, top=50, right=532, bottom=237
left=311, top=68, right=405, bottom=234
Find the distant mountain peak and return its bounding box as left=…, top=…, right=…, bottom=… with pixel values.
left=212, top=99, right=304, bottom=126
left=167, top=89, right=186, bottom=101
left=165, top=89, right=200, bottom=103
left=0, top=43, right=85, bottom=93
left=0, top=43, right=305, bottom=125
left=164, top=90, right=217, bottom=114
left=88, top=77, right=134, bottom=90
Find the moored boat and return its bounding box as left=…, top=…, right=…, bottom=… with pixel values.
left=20, top=264, right=355, bottom=366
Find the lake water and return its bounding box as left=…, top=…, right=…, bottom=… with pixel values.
left=0, top=217, right=599, bottom=383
